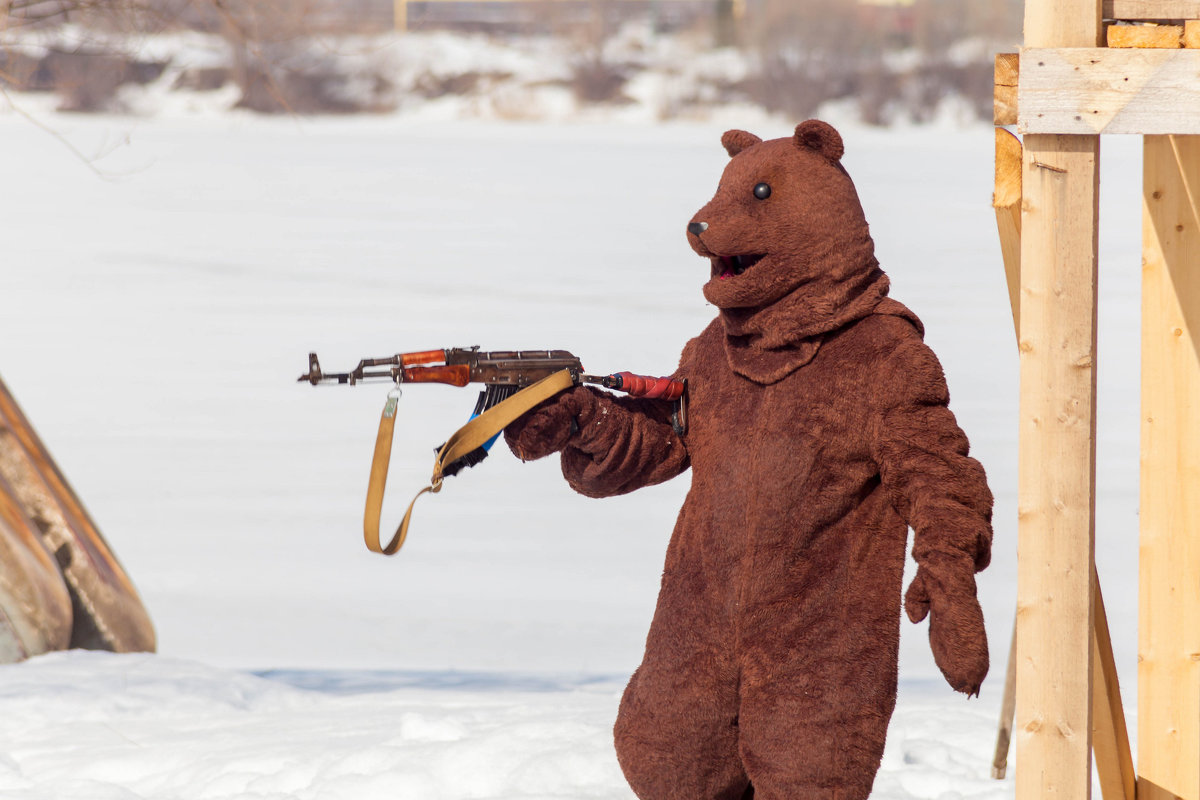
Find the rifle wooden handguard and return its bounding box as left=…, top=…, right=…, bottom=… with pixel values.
left=399, top=365, right=471, bottom=387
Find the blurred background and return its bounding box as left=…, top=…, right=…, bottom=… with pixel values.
left=0, top=0, right=1024, bottom=124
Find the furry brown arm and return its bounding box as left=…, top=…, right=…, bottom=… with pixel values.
left=870, top=333, right=993, bottom=695
left=504, top=386, right=690, bottom=499
left=560, top=389, right=689, bottom=498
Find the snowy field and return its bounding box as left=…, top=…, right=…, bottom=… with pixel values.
left=0, top=105, right=1145, bottom=798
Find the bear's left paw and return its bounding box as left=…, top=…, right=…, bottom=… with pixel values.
left=905, top=563, right=989, bottom=696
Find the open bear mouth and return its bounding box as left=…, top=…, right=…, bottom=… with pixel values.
left=714, top=253, right=766, bottom=280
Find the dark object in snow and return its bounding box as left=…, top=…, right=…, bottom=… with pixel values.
left=505, top=120, right=993, bottom=800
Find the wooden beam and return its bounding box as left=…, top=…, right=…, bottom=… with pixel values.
left=989, top=131, right=1021, bottom=783
left=993, top=129, right=1132, bottom=797
left=1107, top=22, right=1184, bottom=46
left=1092, top=574, right=1137, bottom=800
left=1020, top=48, right=1200, bottom=135
left=994, top=127, right=1022, bottom=338
left=1186, top=19, right=1200, bottom=45
left=995, top=53, right=1019, bottom=126
left=1105, top=0, right=1200, bottom=18
left=1015, top=131, right=1100, bottom=800
left=995, top=52, right=1020, bottom=87
left=1015, top=1, right=1101, bottom=796
left=993, top=620, right=1019, bottom=779
left=1027, top=0, right=1104, bottom=46
left=1139, top=134, right=1200, bottom=800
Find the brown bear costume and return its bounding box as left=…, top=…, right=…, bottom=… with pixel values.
left=505, top=120, right=993, bottom=800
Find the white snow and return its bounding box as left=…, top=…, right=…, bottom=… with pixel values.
left=0, top=99, right=1145, bottom=796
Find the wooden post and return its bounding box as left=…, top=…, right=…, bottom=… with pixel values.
left=994, top=127, right=1023, bottom=339
left=394, top=0, right=408, bottom=31
left=993, top=130, right=1134, bottom=795
left=994, top=53, right=1020, bottom=127
left=1016, top=130, right=1101, bottom=800
left=1092, top=575, right=1137, bottom=800
left=992, top=620, right=1018, bottom=779
left=1015, top=2, right=1102, bottom=798
left=1139, top=134, right=1200, bottom=800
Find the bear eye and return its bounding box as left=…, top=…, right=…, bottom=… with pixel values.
left=753, top=182, right=771, bottom=200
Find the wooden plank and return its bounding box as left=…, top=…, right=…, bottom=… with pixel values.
left=996, top=51, right=1020, bottom=86
left=1016, top=4, right=1101, bottom=797
left=990, top=132, right=1020, bottom=783
left=1092, top=573, right=1137, bottom=800
left=991, top=151, right=1134, bottom=793
left=1139, top=134, right=1200, bottom=800
left=1105, top=0, right=1200, bottom=18
left=995, top=86, right=1018, bottom=127
left=993, top=620, right=1018, bottom=779
left=1186, top=19, right=1200, bottom=46
left=995, top=53, right=1020, bottom=125
left=1015, top=131, right=1100, bottom=800
left=994, top=127, right=1022, bottom=337
left=991, top=144, right=1135, bottom=794
left=1027, top=0, right=1104, bottom=46
left=1020, top=48, right=1200, bottom=135
left=1107, top=22, right=1184, bottom=46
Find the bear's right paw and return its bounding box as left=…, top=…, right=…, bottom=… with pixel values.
left=504, top=387, right=595, bottom=461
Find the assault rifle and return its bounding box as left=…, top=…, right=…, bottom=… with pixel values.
left=299, top=347, right=686, bottom=477
left=300, top=347, right=687, bottom=555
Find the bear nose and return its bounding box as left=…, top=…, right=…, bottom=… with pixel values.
left=687, top=221, right=708, bottom=235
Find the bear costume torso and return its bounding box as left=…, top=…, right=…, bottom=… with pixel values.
left=505, top=121, right=993, bottom=800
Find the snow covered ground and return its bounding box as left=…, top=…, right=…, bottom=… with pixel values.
left=0, top=105, right=1145, bottom=797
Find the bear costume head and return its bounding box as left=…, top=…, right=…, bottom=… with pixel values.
left=687, top=120, right=893, bottom=385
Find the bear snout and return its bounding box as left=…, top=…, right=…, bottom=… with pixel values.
left=687, top=221, right=708, bottom=235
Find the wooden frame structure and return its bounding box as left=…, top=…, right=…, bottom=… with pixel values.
left=992, top=0, right=1200, bottom=797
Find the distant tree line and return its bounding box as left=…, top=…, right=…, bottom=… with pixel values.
left=0, top=0, right=1024, bottom=121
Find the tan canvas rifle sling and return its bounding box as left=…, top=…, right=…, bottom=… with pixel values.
left=363, top=368, right=576, bottom=555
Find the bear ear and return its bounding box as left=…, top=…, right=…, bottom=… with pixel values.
left=793, top=120, right=845, bottom=162
left=721, top=129, right=762, bottom=158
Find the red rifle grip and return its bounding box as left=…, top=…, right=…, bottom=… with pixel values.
left=613, top=372, right=685, bottom=401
